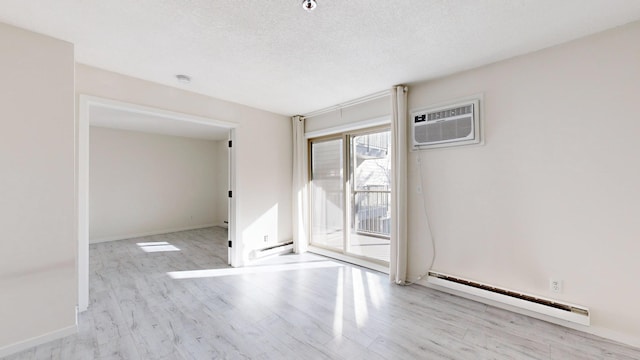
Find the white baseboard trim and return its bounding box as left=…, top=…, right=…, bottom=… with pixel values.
left=415, top=278, right=640, bottom=350
left=579, top=325, right=640, bottom=350
left=89, top=224, right=217, bottom=243
left=0, top=324, right=77, bottom=358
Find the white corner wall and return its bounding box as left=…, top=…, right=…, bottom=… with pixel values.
left=216, top=139, right=229, bottom=228
left=89, top=127, right=222, bottom=242
left=0, top=23, right=76, bottom=354
left=407, top=21, right=640, bottom=346
left=76, top=64, right=292, bottom=265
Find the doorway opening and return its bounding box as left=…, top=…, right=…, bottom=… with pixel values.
left=308, top=126, right=391, bottom=271
left=77, top=95, right=238, bottom=312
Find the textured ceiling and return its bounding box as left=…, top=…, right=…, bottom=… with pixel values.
left=1, top=1, right=640, bottom=115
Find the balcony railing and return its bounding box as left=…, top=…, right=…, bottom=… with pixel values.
left=355, top=132, right=389, bottom=150
left=353, top=189, right=391, bottom=238
left=354, top=133, right=390, bottom=160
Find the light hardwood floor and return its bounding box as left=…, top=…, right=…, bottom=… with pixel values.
left=5, top=227, right=640, bottom=359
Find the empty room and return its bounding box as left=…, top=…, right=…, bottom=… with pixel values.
left=1, top=1, right=640, bottom=359
left=87, top=104, right=233, bottom=270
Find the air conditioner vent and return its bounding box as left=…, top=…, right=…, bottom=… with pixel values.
left=427, top=104, right=473, bottom=121
left=411, top=98, right=481, bottom=150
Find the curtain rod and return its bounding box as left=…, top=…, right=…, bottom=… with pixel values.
left=303, top=89, right=391, bottom=118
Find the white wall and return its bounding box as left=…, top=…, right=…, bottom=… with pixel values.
left=89, top=127, right=222, bottom=242
left=407, top=21, right=640, bottom=346
left=0, top=23, right=76, bottom=353
left=76, top=64, right=292, bottom=264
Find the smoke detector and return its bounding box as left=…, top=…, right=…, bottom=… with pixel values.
left=302, top=0, right=317, bottom=12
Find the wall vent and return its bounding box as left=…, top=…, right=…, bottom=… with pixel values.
left=427, top=271, right=590, bottom=326
left=411, top=98, right=481, bottom=149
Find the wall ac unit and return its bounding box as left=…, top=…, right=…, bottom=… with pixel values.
left=411, top=98, right=481, bottom=150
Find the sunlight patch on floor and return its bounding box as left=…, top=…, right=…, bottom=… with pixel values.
left=167, top=260, right=343, bottom=279
left=333, top=267, right=344, bottom=337
left=366, top=271, right=384, bottom=309
left=137, top=241, right=181, bottom=253
left=352, top=269, right=369, bottom=328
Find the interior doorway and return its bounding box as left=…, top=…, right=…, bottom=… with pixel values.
left=77, top=95, right=238, bottom=312
left=308, top=126, right=391, bottom=270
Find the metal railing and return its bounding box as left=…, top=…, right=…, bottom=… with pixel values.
left=355, top=132, right=390, bottom=151
left=353, top=189, right=391, bottom=238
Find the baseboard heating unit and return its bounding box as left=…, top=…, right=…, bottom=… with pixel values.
left=251, top=241, right=294, bottom=259
left=426, top=271, right=590, bottom=326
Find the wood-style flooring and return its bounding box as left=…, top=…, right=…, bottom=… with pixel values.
left=5, top=227, right=640, bottom=359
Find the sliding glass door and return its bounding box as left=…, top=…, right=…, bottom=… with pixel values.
left=310, top=137, right=344, bottom=251
left=348, top=130, right=391, bottom=262
left=309, top=127, right=391, bottom=266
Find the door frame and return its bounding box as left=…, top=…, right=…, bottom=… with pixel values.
left=307, top=125, right=391, bottom=273
left=77, top=95, right=239, bottom=312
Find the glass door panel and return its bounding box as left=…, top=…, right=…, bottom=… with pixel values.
left=310, top=138, right=344, bottom=251
left=348, top=130, right=391, bottom=263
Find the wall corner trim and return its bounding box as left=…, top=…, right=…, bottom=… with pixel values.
left=0, top=325, right=78, bottom=358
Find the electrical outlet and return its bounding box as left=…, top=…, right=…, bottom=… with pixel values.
left=550, top=278, right=563, bottom=293
left=263, top=235, right=269, bottom=242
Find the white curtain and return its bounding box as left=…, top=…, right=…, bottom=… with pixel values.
left=390, top=85, right=408, bottom=284
left=292, top=115, right=309, bottom=253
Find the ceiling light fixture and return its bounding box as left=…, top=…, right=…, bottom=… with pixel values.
left=302, top=0, right=317, bottom=12
left=176, top=74, right=191, bottom=84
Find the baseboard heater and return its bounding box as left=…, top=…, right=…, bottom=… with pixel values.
left=426, top=271, right=590, bottom=326
left=250, top=241, right=294, bottom=259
